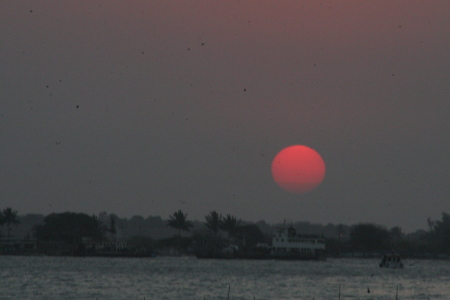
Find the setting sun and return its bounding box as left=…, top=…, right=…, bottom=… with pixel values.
left=271, top=145, right=326, bottom=194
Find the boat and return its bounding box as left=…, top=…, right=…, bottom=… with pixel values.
left=269, top=226, right=326, bottom=260
left=379, top=253, right=404, bottom=268
left=195, top=226, right=326, bottom=260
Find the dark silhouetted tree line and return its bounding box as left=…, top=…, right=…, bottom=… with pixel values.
left=34, top=212, right=103, bottom=243
left=4, top=207, right=450, bottom=258
left=349, top=223, right=390, bottom=252
left=326, top=213, right=450, bottom=257
left=427, top=212, right=450, bottom=253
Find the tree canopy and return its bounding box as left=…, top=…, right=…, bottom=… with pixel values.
left=349, top=223, right=390, bottom=251
left=204, top=210, right=222, bottom=233
left=427, top=212, right=450, bottom=252
left=220, top=214, right=241, bottom=239
left=34, top=212, right=103, bottom=243
left=166, top=210, right=193, bottom=236
left=236, top=224, right=266, bottom=248
left=1, top=207, right=20, bottom=238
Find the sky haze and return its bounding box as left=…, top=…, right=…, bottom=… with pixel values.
left=1, top=1, right=449, bottom=233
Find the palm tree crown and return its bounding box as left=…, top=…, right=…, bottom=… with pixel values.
left=220, top=214, right=241, bottom=239
left=167, top=210, right=193, bottom=236
left=2, top=207, right=20, bottom=238
left=204, top=210, right=222, bottom=233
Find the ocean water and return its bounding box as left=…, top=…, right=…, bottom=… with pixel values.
left=0, top=256, right=449, bottom=299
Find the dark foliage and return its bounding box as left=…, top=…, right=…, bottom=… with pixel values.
left=220, top=214, right=242, bottom=239
left=204, top=210, right=221, bottom=233
left=166, top=210, right=193, bottom=236
left=427, top=212, right=450, bottom=252
left=1, top=207, right=20, bottom=238
left=9, top=209, right=450, bottom=257
left=350, top=223, right=390, bottom=251
left=34, top=212, right=103, bottom=243
left=236, top=224, right=266, bottom=249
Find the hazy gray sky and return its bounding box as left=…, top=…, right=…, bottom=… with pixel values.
left=1, top=1, right=449, bottom=232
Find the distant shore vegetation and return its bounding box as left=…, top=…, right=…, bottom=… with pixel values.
left=1, top=207, right=450, bottom=258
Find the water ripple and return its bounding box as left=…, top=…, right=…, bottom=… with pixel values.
left=0, top=256, right=449, bottom=299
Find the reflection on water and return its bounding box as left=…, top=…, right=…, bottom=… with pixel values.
left=1, top=256, right=449, bottom=299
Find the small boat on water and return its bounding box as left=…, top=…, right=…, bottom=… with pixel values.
left=379, top=253, right=404, bottom=268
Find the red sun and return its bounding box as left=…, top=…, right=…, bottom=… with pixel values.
left=271, top=145, right=326, bottom=194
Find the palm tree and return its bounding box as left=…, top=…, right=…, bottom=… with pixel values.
left=2, top=208, right=20, bottom=238
left=220, top=214, right=241, bottom=240
left=109, top=215, right=117, bottom=241
left=0, top=210, right=4, bottom=239
left=204, top=211, right=222, bottom=234
left=167, top=210, right=193, bottom=236
left=0, top=210, right=5, bottom=226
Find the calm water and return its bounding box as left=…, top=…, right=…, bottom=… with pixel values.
left=1, top=256, right=449, bottom=299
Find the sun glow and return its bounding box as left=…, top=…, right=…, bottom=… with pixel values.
left=271, top=145, right=326, bottom=194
